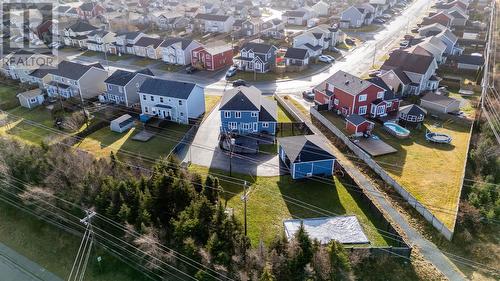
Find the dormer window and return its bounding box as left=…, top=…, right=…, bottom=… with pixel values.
left=241, top=50, right=247, bottom=58
left=248, top=51, right=254, bottom=58
left=377, top=92, right=384, bottom=99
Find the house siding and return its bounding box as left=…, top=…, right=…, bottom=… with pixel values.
left=292, top=159, right=335, bottom=179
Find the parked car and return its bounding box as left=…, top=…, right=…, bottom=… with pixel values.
left=373, top=18, right=385, bottom=24
left=302, top=90, right=315, bottom=100
left=399, top=40, right=409, bottom=48
left=330, top=47, right=340, bottom=53
left=318, top=55, right=334, bottom=63
left=186, top=65, right=197, bottom=74
left=381, top=14, right=392, bottom=20
left=411, top=28, right=419, bottom=33
left=345, top=38, right=355, bottom=45
left=232, top=79, right=248, bottom=87
left=226, top=65, right=238, bottom=78
left=368, top=70, right=380, bottom=77
left=324, top=55, right=335, bottom=62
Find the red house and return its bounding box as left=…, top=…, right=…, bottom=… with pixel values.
left=314, top=71, right=400, bottom=118
left=345, top=114, right=374, bottom=136
left=77, top=3, right=105, bottom=20
left=191, top=43, right=233, bottom=71
left=421, top=12, right=451, bottom=27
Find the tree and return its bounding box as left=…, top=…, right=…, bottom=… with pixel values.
left=328, top=240, right=351, bottom=280
left=260, top=264, right=277, bottom=281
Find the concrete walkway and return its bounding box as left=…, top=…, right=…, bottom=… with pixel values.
left=0, top=242, right=63, bottom=281
left=284, top=96, right=467, bottom=281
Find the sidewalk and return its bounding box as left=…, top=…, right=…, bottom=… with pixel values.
left=0, top=242, right=63, bottom=281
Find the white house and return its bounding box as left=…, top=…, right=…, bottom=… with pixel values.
left=86, top=30, right=116, bottom=53
left=138, top=78, right=205, bottom=124
left=46, top=61, right=108, bottom=99
left=110, top=31, right=146, bottom=55
left=160, top=38, right=201, bottom=65
left=311, top=1, right=330, bottom=17
left=63, top=21, right=99, bottom=48
left=195, top=14, right=235, bottom=33
left=133, top=36, right=164, bottom=59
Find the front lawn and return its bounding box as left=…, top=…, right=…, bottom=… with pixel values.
left=0, top=83, right=19, bottom=110
left=75, top=124, right=189, bottom=162
left=375, top=119, right=472, bottom=229
left=343, top=25, right=381, bottom=33
left=157, top=64, right=184, bottom=72
left=0, top=200, right=150, bottom=281
left=227, top=63, right=327, bottom=82
left=132, top=58, right=159, bottom=67
left=190, top=165, right=395, bottom=247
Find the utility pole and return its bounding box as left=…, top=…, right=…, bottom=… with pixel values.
left=241, top=181, right=248, bottom=236
left=68, top=210, right=96, bottom=281
left=79, top=92, right=90, bottom=127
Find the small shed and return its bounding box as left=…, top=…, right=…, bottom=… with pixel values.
left=345, top=114, right=374, bottom=136
left=278, top=135, right=336, bottom=180
left=17, top=89, right=44, bottom=109
left=420, top=92, right=460, bottom=113
left=398, top=104, right=427, bottom=128
left=110, top=114, right=135, bottom=133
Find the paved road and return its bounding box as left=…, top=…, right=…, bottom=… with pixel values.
left=0, top=242, right=63, bottom=281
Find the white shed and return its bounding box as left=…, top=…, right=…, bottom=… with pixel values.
left=110, top=114, right=135, bottom=133
left=17, top=89, right=44, bottom=109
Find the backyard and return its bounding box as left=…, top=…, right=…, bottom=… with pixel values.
left=74, top=123, right=189, bottom=162
left=0, top=83, right=19, bottom=110
left=190, top=165, right=396, bottom=247
left=320, top=111, right=471, bottom=229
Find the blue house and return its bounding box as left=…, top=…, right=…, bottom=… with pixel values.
left=278, top=135, right=336, bottom=180
left=219, top=86, right=277, bottom=135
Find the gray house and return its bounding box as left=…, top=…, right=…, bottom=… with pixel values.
left=17, top=89, right=44, bottom=109
left=104, top=68, right=154, bottom=107
left=233, top=42, right=277, bottom=73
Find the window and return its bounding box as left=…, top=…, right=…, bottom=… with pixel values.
left=145, top=106, right=149, bottom=113
left=358, top=105, right=367, bottom=115
left=142, top=94, right=147, bottom=100
left=107, top=84, right=112, bottom=90
left=29, top=98, right=37, bottom=103
left=178, top=100, right=182, bottom=106
left=334, top=99, right=339, bottom=105
left=150, top=96, right=154, bottom=101
left=224, top=111, right=231, bottom=118
left=377, top=92, right=384, bottom=99
left=251, top=112, right=258, bottom=117
left=119, top=86, right=123, bottom=93
left=160, top=97, right=164, bottom=103
left=180, top=112, right=184, bottom=116
left=387, top=101, right=392, bottom=107
left=235, top=111, right=241, bottom=118
left=248, top=52, right=254, bottom=58
left=262, top=122, right=269, bottom=128
left=408, top=115, right=417, bottom=122
left=229, top=122, right=237, bottom=130
left=358, top=94, right=367, bottom=102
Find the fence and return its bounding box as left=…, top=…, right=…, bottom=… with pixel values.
left=310, top=107, right=454, bottom=240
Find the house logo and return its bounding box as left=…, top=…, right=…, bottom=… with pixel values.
left=1, top=1, right=57, bottom=70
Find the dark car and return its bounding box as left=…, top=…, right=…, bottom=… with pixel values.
left=186, top=65, right=197, bottom=74
left=345, top=38, right=355, bottom=45
left=302, top=90, right=315, bottom=100
left=232, top=79, right=248, bottom=87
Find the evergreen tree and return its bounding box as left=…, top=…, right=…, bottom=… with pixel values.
left=259, top=264, right=277, bottom=281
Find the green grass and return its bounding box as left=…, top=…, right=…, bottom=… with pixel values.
left=343, top=25, right=381, bottom=33
left=106, top=54, right=134, bottom=62
left=321, top=110, right=471, bottom=229
left=285, top=96, right=309, bottom=117
left=75, top=123, right=189, bottom=161
left=81, top=50, right=101, bottom=57
left=0, top=83, right=20, bottom=110
left=0, top=106, right=59, bottom=145
left=132, top=58, right=158, bottom=67
left=266, top=97, right=294, bottom=123
left=0, top=200, right=150, bottom=281
left=375, top=119, right=472, bottom=229
left=259, top=143, right=278, bottom=154
left=190, top=165, right=395, bottom=247
left=204, top=95, right=221, bottom=115
left=157, top=64, right=184, bottom=72
left=337, top=42, right=352, bottom=50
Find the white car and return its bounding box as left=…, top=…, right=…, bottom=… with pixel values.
left=318, top=55, right=333, bottom=63
left=324, top=55, right=335, bottom=62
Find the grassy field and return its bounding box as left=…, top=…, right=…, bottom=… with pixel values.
left=0, top=106, right=59, bottom=145
left=190, top=165, right=395, bottom=247
left=204, top=95, right=221, bottom=115
left=321, top=110, right=471, bottom=228
left=375, top=119, right=472, bottom=228
left=0, top=201, right=150, bottom=281
left=74, top=123, right=189, bottom=161
left=0, top=84, right=19, bottom=110
left=227, top=64, right=326, bottom=82
left=132, top=58, right=158, bottom=67
left=157, top=64, right=184, bottom=72
left=285, top=96, right=309, bottom=117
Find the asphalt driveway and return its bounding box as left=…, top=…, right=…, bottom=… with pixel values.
left=181, top=99, right=283, bottom=176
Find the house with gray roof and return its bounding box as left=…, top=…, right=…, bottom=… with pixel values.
left=110, top=31, right=146, bottom=55
left=104, top=68, right=154, bottom=107
left=219, top=86, right=277, bottom=135
left=233, top=42, right=278, bottom=73
left=195, top=13, right=235, bottom=33
left=282, top=10, right=310, bottom=26
left=160, top=38, right=201, bottom=65
left=133, top=36, right=164, bottom=59
left=138, top=78, right=205, bottom=124
left=63, top=21, right=99, bottom=48
left=46, top=60, right=108, bottom=99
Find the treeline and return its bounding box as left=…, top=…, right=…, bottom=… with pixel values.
left=0, top=137, right=382, bottom=280
left=461, top=121, right=500, bottom=233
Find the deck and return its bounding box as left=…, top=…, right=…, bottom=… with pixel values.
left=354, top=137, right=397, bottom=157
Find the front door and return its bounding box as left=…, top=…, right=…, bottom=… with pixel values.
left=253, top=122, right=258, bottom=132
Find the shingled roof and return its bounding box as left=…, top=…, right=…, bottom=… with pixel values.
left=139, top=78, right=197, bottom=99
left=381, top=50, right=435, bottom=75
left=278, top=135, right=335, bottom=163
